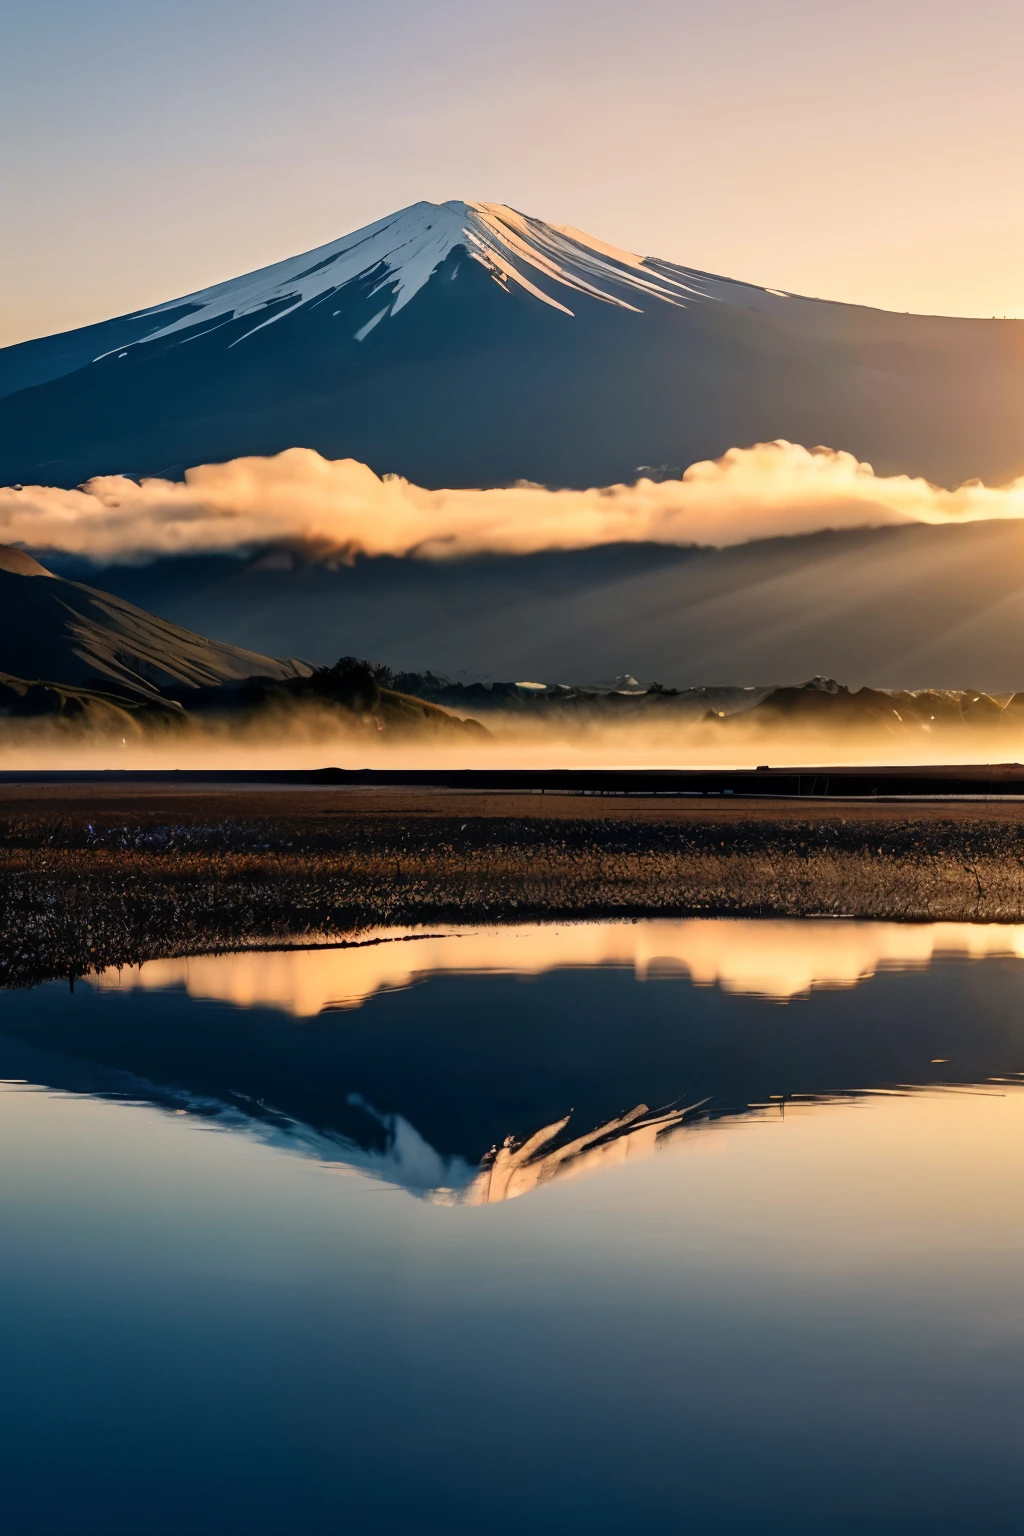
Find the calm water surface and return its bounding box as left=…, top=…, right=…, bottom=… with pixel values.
left=3, top=919, right=1024, bottom=1533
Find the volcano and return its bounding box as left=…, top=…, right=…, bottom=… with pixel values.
left=2, top=200, right=1023, bottom=490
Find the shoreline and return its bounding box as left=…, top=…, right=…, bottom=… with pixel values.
left=3, top=786, right=1024, bottom=987
left=3, top=762, right=1024, bottom=798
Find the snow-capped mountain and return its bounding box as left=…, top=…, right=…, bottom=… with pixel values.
left=97, top=200, right=710, bottom=343
left=0, top=201, right=728, bottom=395
left=1, top=198, right=1022, bottom=489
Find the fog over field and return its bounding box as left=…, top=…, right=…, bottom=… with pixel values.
left=3, top=704, right=1024, bottom=773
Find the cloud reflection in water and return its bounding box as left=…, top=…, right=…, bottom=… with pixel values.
left=92, top=917, right=1024, bottom=1012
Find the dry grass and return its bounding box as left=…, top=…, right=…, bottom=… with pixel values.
left=3, top=786, right=1024, bottom=986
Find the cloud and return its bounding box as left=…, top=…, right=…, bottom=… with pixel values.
left=4, top=441, right=1024, bottom=564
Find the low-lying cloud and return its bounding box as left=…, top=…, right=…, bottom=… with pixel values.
left=4, top=441, right=1024, bottom=564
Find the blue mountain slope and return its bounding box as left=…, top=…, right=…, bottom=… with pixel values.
left=77, top=515, right=1024, bottom=694
left=2, top=199, right=1023, bottom=489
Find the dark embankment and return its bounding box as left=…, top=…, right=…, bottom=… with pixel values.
left=3, top=785, right=1024, bottom=988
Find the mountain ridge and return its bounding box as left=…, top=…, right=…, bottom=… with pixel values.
left=0, top=545, right=312, bottom=706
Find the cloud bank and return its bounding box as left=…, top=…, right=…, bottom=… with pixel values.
left=4, top=441, right=1024, bottom=564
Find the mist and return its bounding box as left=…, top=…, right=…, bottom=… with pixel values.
left=3, top=698, right=1024, bottom=773
left=5, top=441, right=1024, bottom=564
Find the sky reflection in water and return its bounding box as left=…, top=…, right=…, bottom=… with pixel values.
left=3, top=919, right=1024, bottom=1532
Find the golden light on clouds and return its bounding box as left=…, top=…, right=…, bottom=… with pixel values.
left=8, top=442, right=1024, bottom=565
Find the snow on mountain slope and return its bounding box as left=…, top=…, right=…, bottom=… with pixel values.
left=92, top=201, right=705, bottom=362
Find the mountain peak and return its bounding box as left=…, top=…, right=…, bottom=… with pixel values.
left=90, top=199, right=705, bottom=361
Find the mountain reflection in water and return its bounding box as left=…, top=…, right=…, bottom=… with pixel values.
left=2, top=918, right=1023, bottom=1205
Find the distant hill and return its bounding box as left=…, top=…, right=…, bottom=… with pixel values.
left=0, top=546, right=311, bottom=709
left=2, top=199, right=1023, bottom=490
left=348, top=663, right=1024, bottom=755
left=0, top=548, right=484, bottom=739
left=73, top=517, right=1024, bottom=694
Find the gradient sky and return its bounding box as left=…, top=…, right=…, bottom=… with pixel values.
left=3, top=0, right=1023, bottom=346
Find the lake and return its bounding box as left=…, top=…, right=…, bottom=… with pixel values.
left=3, top=918, right=1024, bottom=1532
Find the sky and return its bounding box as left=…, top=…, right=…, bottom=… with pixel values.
left=2, top=0, right=1023, bottom=347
